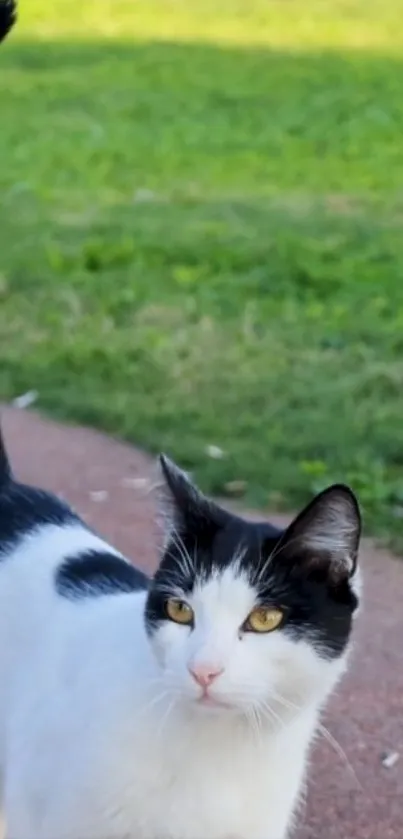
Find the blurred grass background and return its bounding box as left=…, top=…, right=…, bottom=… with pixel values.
left=1, top=0, right=403, bottom=544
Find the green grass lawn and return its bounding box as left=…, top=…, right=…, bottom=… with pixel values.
left=2, top=0, right=403, bottom=545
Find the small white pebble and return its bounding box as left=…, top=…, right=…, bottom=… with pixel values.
left=12, top=390, right=38, bottom=409
left=206, top=444, right=225, bottom=460
left=121, top=477, right=150, bottom=490
left=381, top=751, right=400, bottom=769
left=89, top=490, right=108, bottom=503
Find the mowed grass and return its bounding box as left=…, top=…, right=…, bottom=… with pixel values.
left=2, top=1, right=403, bottom=544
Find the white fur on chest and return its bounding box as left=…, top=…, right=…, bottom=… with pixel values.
left=18, top=719, right=310, bottom=839
left=0, top=516, right=352, bottom=839
left=5, top=599, right=314, bottom=839
left=118, top=712, right=312, bottom=839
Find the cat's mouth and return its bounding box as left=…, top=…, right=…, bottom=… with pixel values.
left=195, top=691, right=231, bottom=710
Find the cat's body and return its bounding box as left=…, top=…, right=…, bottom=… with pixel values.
left=0, top=432, right=361, bottom=839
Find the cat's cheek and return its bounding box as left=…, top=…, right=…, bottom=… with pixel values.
left=149, top=621, right=182, bottom=668
left=220, top=637, right=278, bottom=710
left=269, top=635, right=343, bottom=707
left=150, top=622, right=196, bottom=689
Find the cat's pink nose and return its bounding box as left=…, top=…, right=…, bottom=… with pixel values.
left=188, top=664, right=224, bottom=688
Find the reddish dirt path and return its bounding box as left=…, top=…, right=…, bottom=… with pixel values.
left=2, top=405, right=403, bottom=839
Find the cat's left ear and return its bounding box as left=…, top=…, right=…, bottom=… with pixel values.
left=157, top=454, right=226, bottom=546
left=274, top=484, right=361, bottom=582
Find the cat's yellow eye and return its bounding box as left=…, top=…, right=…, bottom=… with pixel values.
left=245, top=607, right=283, bottom=633
left=166, top=598, right=194, bottom=626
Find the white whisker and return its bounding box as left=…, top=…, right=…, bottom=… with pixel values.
left=269, top=691, right=363, bottom=793
left=154, top=693, right=178, bottom=739
left=315, top=721, right=363, bottom=792
left=169, top=528, right=195, bottom=580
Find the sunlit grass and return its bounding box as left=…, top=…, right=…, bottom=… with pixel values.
left=21, top=0, right=403, bottom=51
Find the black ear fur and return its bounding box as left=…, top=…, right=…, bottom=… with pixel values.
left=271, top=484, right=361, bottom=582
left=157, top=454, right=226, bottom=543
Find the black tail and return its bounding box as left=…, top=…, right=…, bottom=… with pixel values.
left=0, top=423, right=12, bottom=487
left=0, top=0, right=16, bottom=45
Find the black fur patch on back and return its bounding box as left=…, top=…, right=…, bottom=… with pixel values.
left=56, top=550, right=149, bottom=600
left=0, top=482, right=78, bottom=558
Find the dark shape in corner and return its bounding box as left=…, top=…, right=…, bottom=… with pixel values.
left=0, top=0, right=17, bottom=45
left=0, top=421, right=12, bottom=488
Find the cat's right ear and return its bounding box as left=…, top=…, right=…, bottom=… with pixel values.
left=156, top=454, right=225, bottom=547
left=271, top=483, right=361, bottom=583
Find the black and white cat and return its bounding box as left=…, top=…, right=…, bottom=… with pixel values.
left=0, top=429, right=361, bottom=839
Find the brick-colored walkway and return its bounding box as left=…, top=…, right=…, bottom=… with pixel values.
left=2, top=405, right=402, bottom=839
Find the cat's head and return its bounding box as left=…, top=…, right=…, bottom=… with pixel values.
left=145, top=456, right=361, bottom=719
